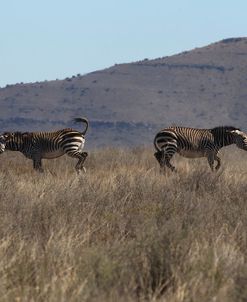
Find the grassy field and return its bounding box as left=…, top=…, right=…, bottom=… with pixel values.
left=0, top=147, right=247, bottom=301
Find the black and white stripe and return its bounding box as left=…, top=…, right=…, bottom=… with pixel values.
left=2, top=117, right=89, bottom=172
left=0, top=135, right=6, bottom=153
left=154, top=126, right=247, bottom=171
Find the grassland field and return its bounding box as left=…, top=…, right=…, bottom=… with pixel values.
left=0, top=146, right=247, bottom=301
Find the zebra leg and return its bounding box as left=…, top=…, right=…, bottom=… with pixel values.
left=154, top=149, right=176, bottom=172
left=157, top=149, right=176, bottom=172
left=75, top=152, right=88, bottom=172
left=164, top=153, right=176, bottom=172
left=162, top=144, right=177, bottom=172
left=67, top=151, right=88, bottom=173
left=33, top=158, right=44, bottom=173
left=154, top=151, right=163, bottom=170
left=215, top=155, right=221, bottom=171
left=207, top=154, right=215, bottom=171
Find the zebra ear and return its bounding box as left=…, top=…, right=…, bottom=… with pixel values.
left=229, top=130, right=241, bottom=135
left=2, top=132, right=12, bottom=139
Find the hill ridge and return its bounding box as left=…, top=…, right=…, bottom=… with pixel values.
left=1, top=37, right=247, bottom=147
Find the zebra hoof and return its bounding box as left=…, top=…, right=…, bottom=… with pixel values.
left=76, top=166, right=86, bottom=174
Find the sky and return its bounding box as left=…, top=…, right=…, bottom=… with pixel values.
left=0, top=0, right=247, bottom=87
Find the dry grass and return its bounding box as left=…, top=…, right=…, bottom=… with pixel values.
left=0, top=147, right=247, bottom=301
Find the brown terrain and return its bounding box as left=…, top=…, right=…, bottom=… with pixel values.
left=1, top=37, right=247, bottom=148
left=0, top=147, right=247, bottom=301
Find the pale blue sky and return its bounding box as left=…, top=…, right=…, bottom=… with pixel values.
left=0, top=0, right=246, bottom=87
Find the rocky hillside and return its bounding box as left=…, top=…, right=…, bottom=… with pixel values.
left=1, top=37, right=247, bottom=148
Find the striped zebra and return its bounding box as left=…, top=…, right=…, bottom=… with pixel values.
left=153, top=126, right=247, bottom=172
left=2, top=117, right=89, bottom=173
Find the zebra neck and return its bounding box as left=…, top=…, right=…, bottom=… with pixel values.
left=218, top=135, right=235, bottom=148
left=6, top=141, right=24, bottom=151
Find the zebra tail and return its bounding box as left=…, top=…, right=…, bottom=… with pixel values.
left=74, top=117, right=89, bottom=135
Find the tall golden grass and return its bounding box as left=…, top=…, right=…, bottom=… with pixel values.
left=0, top=147, right=247, bottom=301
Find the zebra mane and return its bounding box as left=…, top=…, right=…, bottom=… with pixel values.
left=2, top=131, right=21, bottom=136
left=3, top=131, right=32, bottom=139
left=211, top=126, right=241, bottom=132
left=7, top=131, right=23, bottom=135
left=15, top=131, right=31, bottom=137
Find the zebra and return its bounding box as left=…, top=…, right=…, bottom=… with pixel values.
left=153, top=126, right=247, bottom=172
left=1, top=117, right=89, bottom=173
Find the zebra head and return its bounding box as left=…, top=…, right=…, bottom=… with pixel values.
left=0, top=135, right=6, bottom=153
left=230, top=130, right=247, bottom=151
left=1, top=132, right=25, bottom=151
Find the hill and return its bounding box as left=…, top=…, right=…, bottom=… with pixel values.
left=1, top=37, right=247, bottom=148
